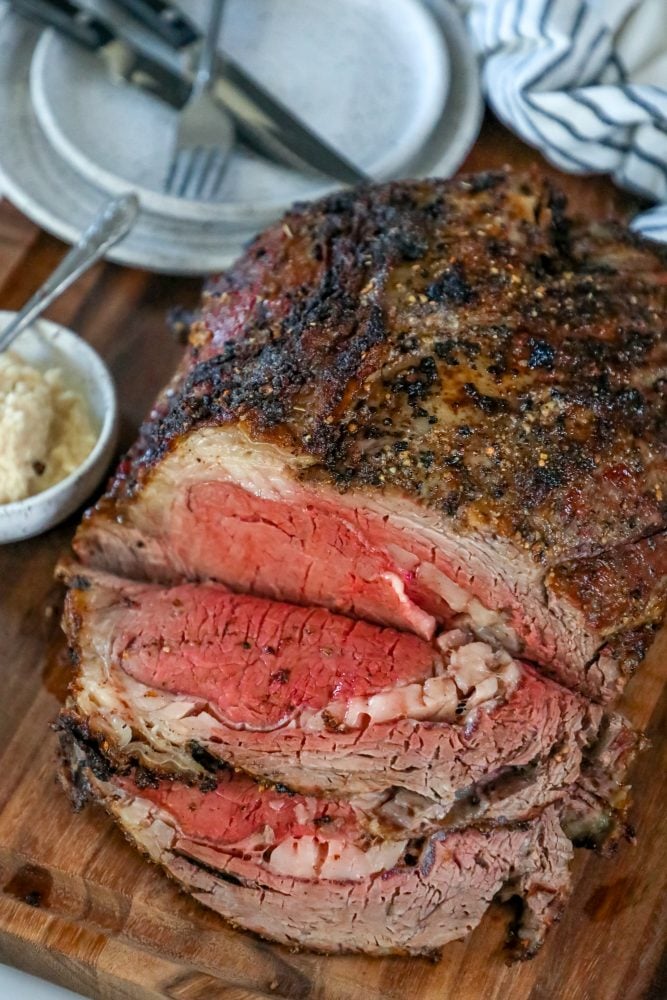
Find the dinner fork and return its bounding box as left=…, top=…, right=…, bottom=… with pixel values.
left=164, top=0, right=235, bottom=200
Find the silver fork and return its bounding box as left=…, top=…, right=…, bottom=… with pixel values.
left=165, top=0, right=235, bottom=201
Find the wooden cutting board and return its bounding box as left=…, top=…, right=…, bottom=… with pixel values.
left=0, top=119, right=665, bottom=1000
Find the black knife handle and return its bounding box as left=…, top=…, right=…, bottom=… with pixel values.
left=9, top=0, right=113, bottom=49
left=112, top=0, right=198, bottom=50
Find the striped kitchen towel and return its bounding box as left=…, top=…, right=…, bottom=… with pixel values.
left=456, top=0, right=667, bottom=243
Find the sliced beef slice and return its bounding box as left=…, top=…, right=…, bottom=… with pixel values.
left=73, top=172, right=667, bottom=701
left=60, top=564, right=603, bottom=834
left=64, top=737, right=573, bottom=958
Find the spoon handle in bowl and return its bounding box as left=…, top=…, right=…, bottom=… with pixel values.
left=0, top=193, right=139, bottom=354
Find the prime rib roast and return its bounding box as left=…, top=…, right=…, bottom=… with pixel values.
left=59, top=170, right=666, bottom=957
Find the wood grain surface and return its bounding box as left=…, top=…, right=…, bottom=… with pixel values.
left=0, top=119, right=665, bottom=1000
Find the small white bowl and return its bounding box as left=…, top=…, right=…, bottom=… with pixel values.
left=0, top=312, right=118, bottom=543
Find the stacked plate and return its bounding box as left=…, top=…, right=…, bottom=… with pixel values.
left=0, top=0, right=482, bottom=274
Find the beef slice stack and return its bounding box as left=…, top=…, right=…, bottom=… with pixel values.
left=58, top=171, right=667, bottom=958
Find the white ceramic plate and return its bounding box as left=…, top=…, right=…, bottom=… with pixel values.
left=0, top=2, right=482, bottom=274
left=0, top=12, right=258, bottom=273
left=0, top=312, right=118, bottom=543
left=410, top=0, right=483, bottom=180
left=31, top=0, right=450, bottom=222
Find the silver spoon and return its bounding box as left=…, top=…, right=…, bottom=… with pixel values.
left=0, top=193, right=139, bottom=354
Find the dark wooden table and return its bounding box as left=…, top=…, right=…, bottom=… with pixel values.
left=0, top=119, right=665, bottom=1000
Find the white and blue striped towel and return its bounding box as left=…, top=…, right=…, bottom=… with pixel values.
left=456, top=0, right=667, bottom=243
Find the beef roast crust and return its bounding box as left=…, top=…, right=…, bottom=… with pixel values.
left=87, top=170, right=667, bottom=673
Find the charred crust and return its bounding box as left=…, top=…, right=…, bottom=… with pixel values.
left=600, top=626, right=659, bottom=676
left=465, top=170, right=507, bottom=194
left=462, top=382, right=508, bottom=416
left=527, top=339, right=555, bottom=370
left=555, top=530, right=667, bottom=641
left=426, top=262, right=474, bottom=305
left=102, top=170, right=667, bottom=562
left=58, top=721, right=215, bottom=791
left=188, top=741, right=232, bottom=774
left=55, top=710, right=100, bottom=754
left=60, top=708, right=327, bottom=801
left=81, top=171, right=667, bottom=670
left=56, top=721, right=115, bottom=785
left=133, top=767, right=160, bottom=790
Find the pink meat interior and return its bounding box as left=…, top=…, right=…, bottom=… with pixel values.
left=119, top=772, right=359, bottom=847
left=112, top=580, right=441, bottom=728
left=170, top=480, right=453, bottom=638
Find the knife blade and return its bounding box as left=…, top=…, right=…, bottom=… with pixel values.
left=111, top=0, right=370, bottom=183
left=11, top=0, right=369, bottom=184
